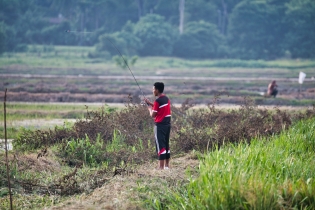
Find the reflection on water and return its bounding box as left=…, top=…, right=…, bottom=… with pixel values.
left=0, top=139, right=13, bottom=152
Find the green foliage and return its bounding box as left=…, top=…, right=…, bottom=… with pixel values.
left=105, top=130, right=126, bottom=152
left=148, top=118, right=315, bottom=209
left=96, top=23, right=142, bottom=56
left=173, top=21, right=225, bottom=58
left=29, top=21, right=74, bottom=45
left=134, top=14, right=178, bottom=56
left=0, top=193, right=61, bottom=210
left=185, top=0, right=217, bottom=23
left=0, top=0, right=314, bottom=59
left=63, top=134, right=104, bottom=166
left=0, top=0, right=21, bottom=26
left=13, top=125, right=70, bottom=151
left=113, top=55, right=138, bottom=69
left=2, top=24, right=18, bottom=52
left=284, top=0, right=315, bottom=58
left=228, top=0, right=289, bottom=59
left=0, top=22, right=5, bottom=55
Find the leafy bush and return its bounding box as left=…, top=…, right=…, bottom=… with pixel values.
left=13, top=125, right=75, bottom=151
left=62, top=134, right=104, bottom=167
left=134, top=14, right=178, bottom=56
left=172, top=97, right=292, bottom=153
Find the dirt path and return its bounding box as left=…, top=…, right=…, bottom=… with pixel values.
left=46, top=153, right=199, bottom=210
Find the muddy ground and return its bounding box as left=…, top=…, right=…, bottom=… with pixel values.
left=1, top=75, right=315, bottom=105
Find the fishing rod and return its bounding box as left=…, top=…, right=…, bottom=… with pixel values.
left=65, top=30, right=147, bottom=103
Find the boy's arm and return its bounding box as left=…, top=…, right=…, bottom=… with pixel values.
left=147, top=100, right=159, bottom=118
left=148, top=106, right=157, bottom=118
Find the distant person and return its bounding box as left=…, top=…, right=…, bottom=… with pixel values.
left=267, top=80, right=278, bottom=98
left=144, top=82, right=171, bottom=170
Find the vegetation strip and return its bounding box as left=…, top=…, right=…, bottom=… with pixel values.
left=148, top=118, right=315, bottom=209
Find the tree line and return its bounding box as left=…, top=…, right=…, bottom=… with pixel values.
left=0, top=0, right=314, bottom=59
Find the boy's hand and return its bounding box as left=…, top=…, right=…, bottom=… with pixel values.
left=144, top=98, right=153, bottom=107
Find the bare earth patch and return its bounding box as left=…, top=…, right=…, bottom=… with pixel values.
left=46, top=153, right=199, bottom=210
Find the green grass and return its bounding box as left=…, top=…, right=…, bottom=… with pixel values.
left=0, top=193, right=67, bottom=210
left=148, top=118, right=315, bottom=209
left=135, top=56, right=315, bottom=69
left=1, top=45, right=315, bottom=77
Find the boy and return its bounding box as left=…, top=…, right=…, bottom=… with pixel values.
left=144, top=82, right=171, bottom=170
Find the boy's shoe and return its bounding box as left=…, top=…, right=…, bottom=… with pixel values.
left=164, top=167, right=169, bottom=170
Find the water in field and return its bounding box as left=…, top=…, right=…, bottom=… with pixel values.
left=0, top=139, right=13, bottom=152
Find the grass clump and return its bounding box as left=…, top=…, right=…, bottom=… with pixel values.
left=62, top=134, right=104, bottom=167
left=0, top=194, right=64, bottom=210
left=149, top=118, right=315, bottom=209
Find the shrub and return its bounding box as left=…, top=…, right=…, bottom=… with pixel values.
left=62, top=134, right=104, bottom=167
left=172, top=97, right=295, bottom=153
left=14, top=98, right=315, bottom=166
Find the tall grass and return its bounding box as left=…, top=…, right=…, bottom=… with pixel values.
left=151, top=118, right=315, bottom=209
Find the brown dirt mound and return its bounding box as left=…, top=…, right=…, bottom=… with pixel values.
left=47, top=153, right=199, bottom=210
left=8, top=151, right=61, bottom=174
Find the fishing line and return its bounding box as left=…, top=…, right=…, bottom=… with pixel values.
left=65, top=30, right=147, bottom=103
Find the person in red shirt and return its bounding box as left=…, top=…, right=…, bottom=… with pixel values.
left=144, top=82, right=171, bottom=170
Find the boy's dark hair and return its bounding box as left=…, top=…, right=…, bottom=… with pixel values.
left=154, top=82, right=164, bottom=93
